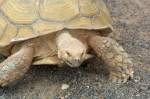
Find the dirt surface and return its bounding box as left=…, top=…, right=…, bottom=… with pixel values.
left=0, top=0, right=150, bottom=99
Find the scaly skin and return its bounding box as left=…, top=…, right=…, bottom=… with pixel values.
left=0, top=43, right=34, bottom=86
left=88, top=35, right=134, bottom=83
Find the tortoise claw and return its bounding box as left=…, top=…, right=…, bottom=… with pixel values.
left=109, top=69, right=134, bottom=84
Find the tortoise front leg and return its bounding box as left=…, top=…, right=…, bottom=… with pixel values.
left=0, top=42, right=34, bottom=87
left=88, top=35, right=134, bottom=83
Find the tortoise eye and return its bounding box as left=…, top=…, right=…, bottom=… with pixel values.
left=81, top=52, right=85, bottom=58
left=66, top=51, right=71, bottom=57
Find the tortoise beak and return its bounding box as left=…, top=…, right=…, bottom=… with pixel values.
left=65, top=59, right=83, bottom=68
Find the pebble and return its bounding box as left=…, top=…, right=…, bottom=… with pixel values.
left=135, top=94, right=140, bottom=97
left=86, top=86, right=90, bottom=88
left=134, top=76, right=141, bottom=82
left=61, top=84, right=69, bottom=90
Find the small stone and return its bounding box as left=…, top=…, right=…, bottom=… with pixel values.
left=86, top=86, right=90, bottom=88
left=134, top=76, right=141, bottom=82
left=135, top=94, right=140, bottom=96
left=138, top=55, right=142, bottom=57
left=64, top=95, right=69, bottom=98
left=61, top=84, right=69, bottom=90
left=140, top=85, right=147, bottom=90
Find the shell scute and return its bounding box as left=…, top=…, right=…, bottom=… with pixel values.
left=79, top=0, right=99, bottom=16
left=1, top=0, right=39, bottom=24
left=33, top=20, right=64, bottom=35
left=40, top=0, right=79, bottom=22
left=13, top=27, right=35, bottom=41
left=0, top=24, right=17, bottom=47
left=0, top=0, right=113, bottom=48
left=0, top=14, right=7, bottom=38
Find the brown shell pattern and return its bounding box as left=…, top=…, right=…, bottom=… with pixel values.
left=0, top=0, right=112, bottom=47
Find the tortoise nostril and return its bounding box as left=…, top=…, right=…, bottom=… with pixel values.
left=75, top=59, right=81, bottom=64
left=74, top=58, right=79, bottom=62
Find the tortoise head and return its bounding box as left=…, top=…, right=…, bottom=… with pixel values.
left=57, top=32, right=91, bottom=67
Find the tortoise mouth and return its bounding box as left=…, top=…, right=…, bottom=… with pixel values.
left=63, top=59, right=82, bottom=68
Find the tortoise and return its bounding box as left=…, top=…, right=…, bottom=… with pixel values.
left=0, top=0, right=133, bottom=86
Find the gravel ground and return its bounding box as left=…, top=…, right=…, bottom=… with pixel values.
left=0, top=0, right=150, bottom=99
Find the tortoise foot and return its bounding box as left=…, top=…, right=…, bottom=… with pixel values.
left=0, top=42, right=34, bottom=87
left=88, top=35, right=134, bottom=83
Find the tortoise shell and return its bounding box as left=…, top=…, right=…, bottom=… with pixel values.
left=0, top=0, right=112, bottom=47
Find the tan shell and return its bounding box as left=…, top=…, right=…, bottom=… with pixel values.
left=0, top=0, right=112, bottom=48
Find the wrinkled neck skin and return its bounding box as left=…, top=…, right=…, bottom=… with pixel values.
left=56, top=30, right=89, bottom=67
